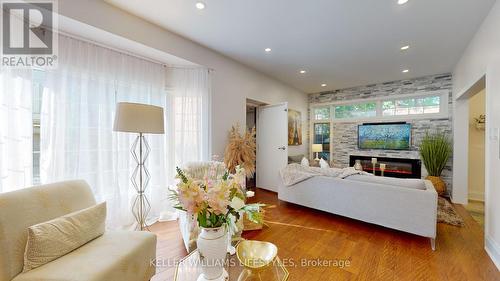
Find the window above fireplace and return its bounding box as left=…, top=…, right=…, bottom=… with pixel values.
left=311, top=90, right=448, bottom=123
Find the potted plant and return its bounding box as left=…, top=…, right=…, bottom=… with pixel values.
left=419, top=131, right=452, bottom=196
left=170, top=165, right=263, bottom=281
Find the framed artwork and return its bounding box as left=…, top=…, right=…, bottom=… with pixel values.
left=288, top=109, right=302, bottom=145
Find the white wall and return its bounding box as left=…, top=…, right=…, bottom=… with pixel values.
left=56, top=0, right=308, bottom=158
left=468, top=89, right=485, bottom=201
left=453, top=0, right=500, bottom=269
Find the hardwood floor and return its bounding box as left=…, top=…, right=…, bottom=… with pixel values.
left=151, top=188, right=500, bottom=281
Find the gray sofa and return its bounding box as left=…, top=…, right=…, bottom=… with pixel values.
left=278, top=175, right=438, bottom=249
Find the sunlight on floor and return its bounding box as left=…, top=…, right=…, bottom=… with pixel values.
left=465, top=200, right=485, bottom=227
left=265, top=221, right=336, bottom=233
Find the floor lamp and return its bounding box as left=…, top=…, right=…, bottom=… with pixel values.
left=113, top=102, right=165, bottom=231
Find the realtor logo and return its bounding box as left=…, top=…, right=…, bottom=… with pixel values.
left=1, top=0, right=58, bottom=68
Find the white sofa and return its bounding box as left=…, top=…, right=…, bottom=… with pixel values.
left=278, top=174, right=438, bottom=249
left=0, top=180, right=157, bottom=281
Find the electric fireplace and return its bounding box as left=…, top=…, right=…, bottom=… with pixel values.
left=349, top=155, right=421, bottom=179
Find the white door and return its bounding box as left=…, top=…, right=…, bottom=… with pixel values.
left=256, top=103, right=288, bottom=192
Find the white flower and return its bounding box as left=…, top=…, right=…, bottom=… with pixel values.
left=246, top=191, right=255, bottom=198
left=230, top=197, right=245, bottom=210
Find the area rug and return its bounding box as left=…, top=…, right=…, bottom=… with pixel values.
left=437, top=197, right=464, bottom=227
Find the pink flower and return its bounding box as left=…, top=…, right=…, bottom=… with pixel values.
left=178, top=180, right=206, bottom=214
left=206, top=181, right=231, bottom=215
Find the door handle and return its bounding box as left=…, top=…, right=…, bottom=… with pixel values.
left=278, top=146, right=286, bottom=150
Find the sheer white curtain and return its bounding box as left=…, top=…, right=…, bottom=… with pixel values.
left=165, top=67, right=211, bottom=171
left=0, top=69, right=33, bottom=193
left=40, top=35, right=171, bottom=229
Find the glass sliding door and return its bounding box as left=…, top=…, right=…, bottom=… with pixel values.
left=313, top=123, right=330, bottom=161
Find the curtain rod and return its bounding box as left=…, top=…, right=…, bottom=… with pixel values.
left=13, top=4, right=212, bottom=70
left=56, top=30, right=213, bottom=71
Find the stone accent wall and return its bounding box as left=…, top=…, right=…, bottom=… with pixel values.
left=308, top=74, right=453, bottom=195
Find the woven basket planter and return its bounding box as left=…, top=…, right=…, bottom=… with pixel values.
left=426, top=176, right=446, bottom=196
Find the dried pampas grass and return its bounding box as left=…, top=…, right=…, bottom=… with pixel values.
left=224, top=124, right=256, bottom=178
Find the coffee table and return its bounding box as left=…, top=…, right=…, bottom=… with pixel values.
left=174, top=250, right=289, bottom=281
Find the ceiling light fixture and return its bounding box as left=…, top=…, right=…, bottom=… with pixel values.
left=265, top=48, right=272, bottom=52
left=299, top=70, right=307, bottom=74
left=195, top=2, right=205, bottom=10
left=321, top=84, right=327, bottom=87
left=402, top=69, right=409, bottom=73
left=400, top=45, right=410, bottom=50
left=398, top=0, right=409, bottom=5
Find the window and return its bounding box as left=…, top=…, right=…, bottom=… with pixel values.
left=311, top=92, right=447, bottom=123
left=382, top=96, right=441, bottom=116
left=313, top=107, right=330, bottom=120
left=334, top=102, right=377, bottom=119
left=32, top=70, right=45, bottom=185
left=313, top=123, right=330, bottom=161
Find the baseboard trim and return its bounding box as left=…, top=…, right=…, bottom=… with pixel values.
left=485, top=236, right=500, bottom=270
left=468, top=191, right=485, bottom=202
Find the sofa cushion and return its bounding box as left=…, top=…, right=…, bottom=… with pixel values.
left=12, top=231, right=157, bottom=281
left=0, top=180, right=96, bottom=281
left=23, top=202, right=106, bottom=272
left=346, top=175, right=427, bottom=190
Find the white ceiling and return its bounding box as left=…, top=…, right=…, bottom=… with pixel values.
left=106, top=0, right=496, bottom=93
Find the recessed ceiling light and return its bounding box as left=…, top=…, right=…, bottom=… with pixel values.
left=299, top=70, right=307, bottom=74
left=402, top=69, right=409, bottom=73
left=398, top=0, right=409, bottom=5
left=195, top=2, right=205, bottom=10
left=401, top=45, right=410, bottom=50
left=321, top=84, right=327, bottom=87
left=264, top=48, right=272, bottom=52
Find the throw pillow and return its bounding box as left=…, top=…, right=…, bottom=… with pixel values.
left=300, top=157, right=310, bottom=167
left=23, top=202, right=107, bottom=272
left=319, top=158, right=330, bottom=168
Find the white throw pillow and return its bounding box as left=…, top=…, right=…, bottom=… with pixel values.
left=300, top=157, right=309, bottom=167
left=319, top=158, right=330, bottom=168
left=23, top=202, right=107, bottom=272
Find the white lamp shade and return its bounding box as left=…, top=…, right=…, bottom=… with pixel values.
left=113, top=102, right=165, bottom=134
left=312, top=144, right=323, bottom=153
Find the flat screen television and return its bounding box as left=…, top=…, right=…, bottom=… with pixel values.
left=358, top=123, right=411, bottom=150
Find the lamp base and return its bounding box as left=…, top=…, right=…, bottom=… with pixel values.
left=130, top=133, right=152, bottom=231
left=314, top=152, right=321, bottom=162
